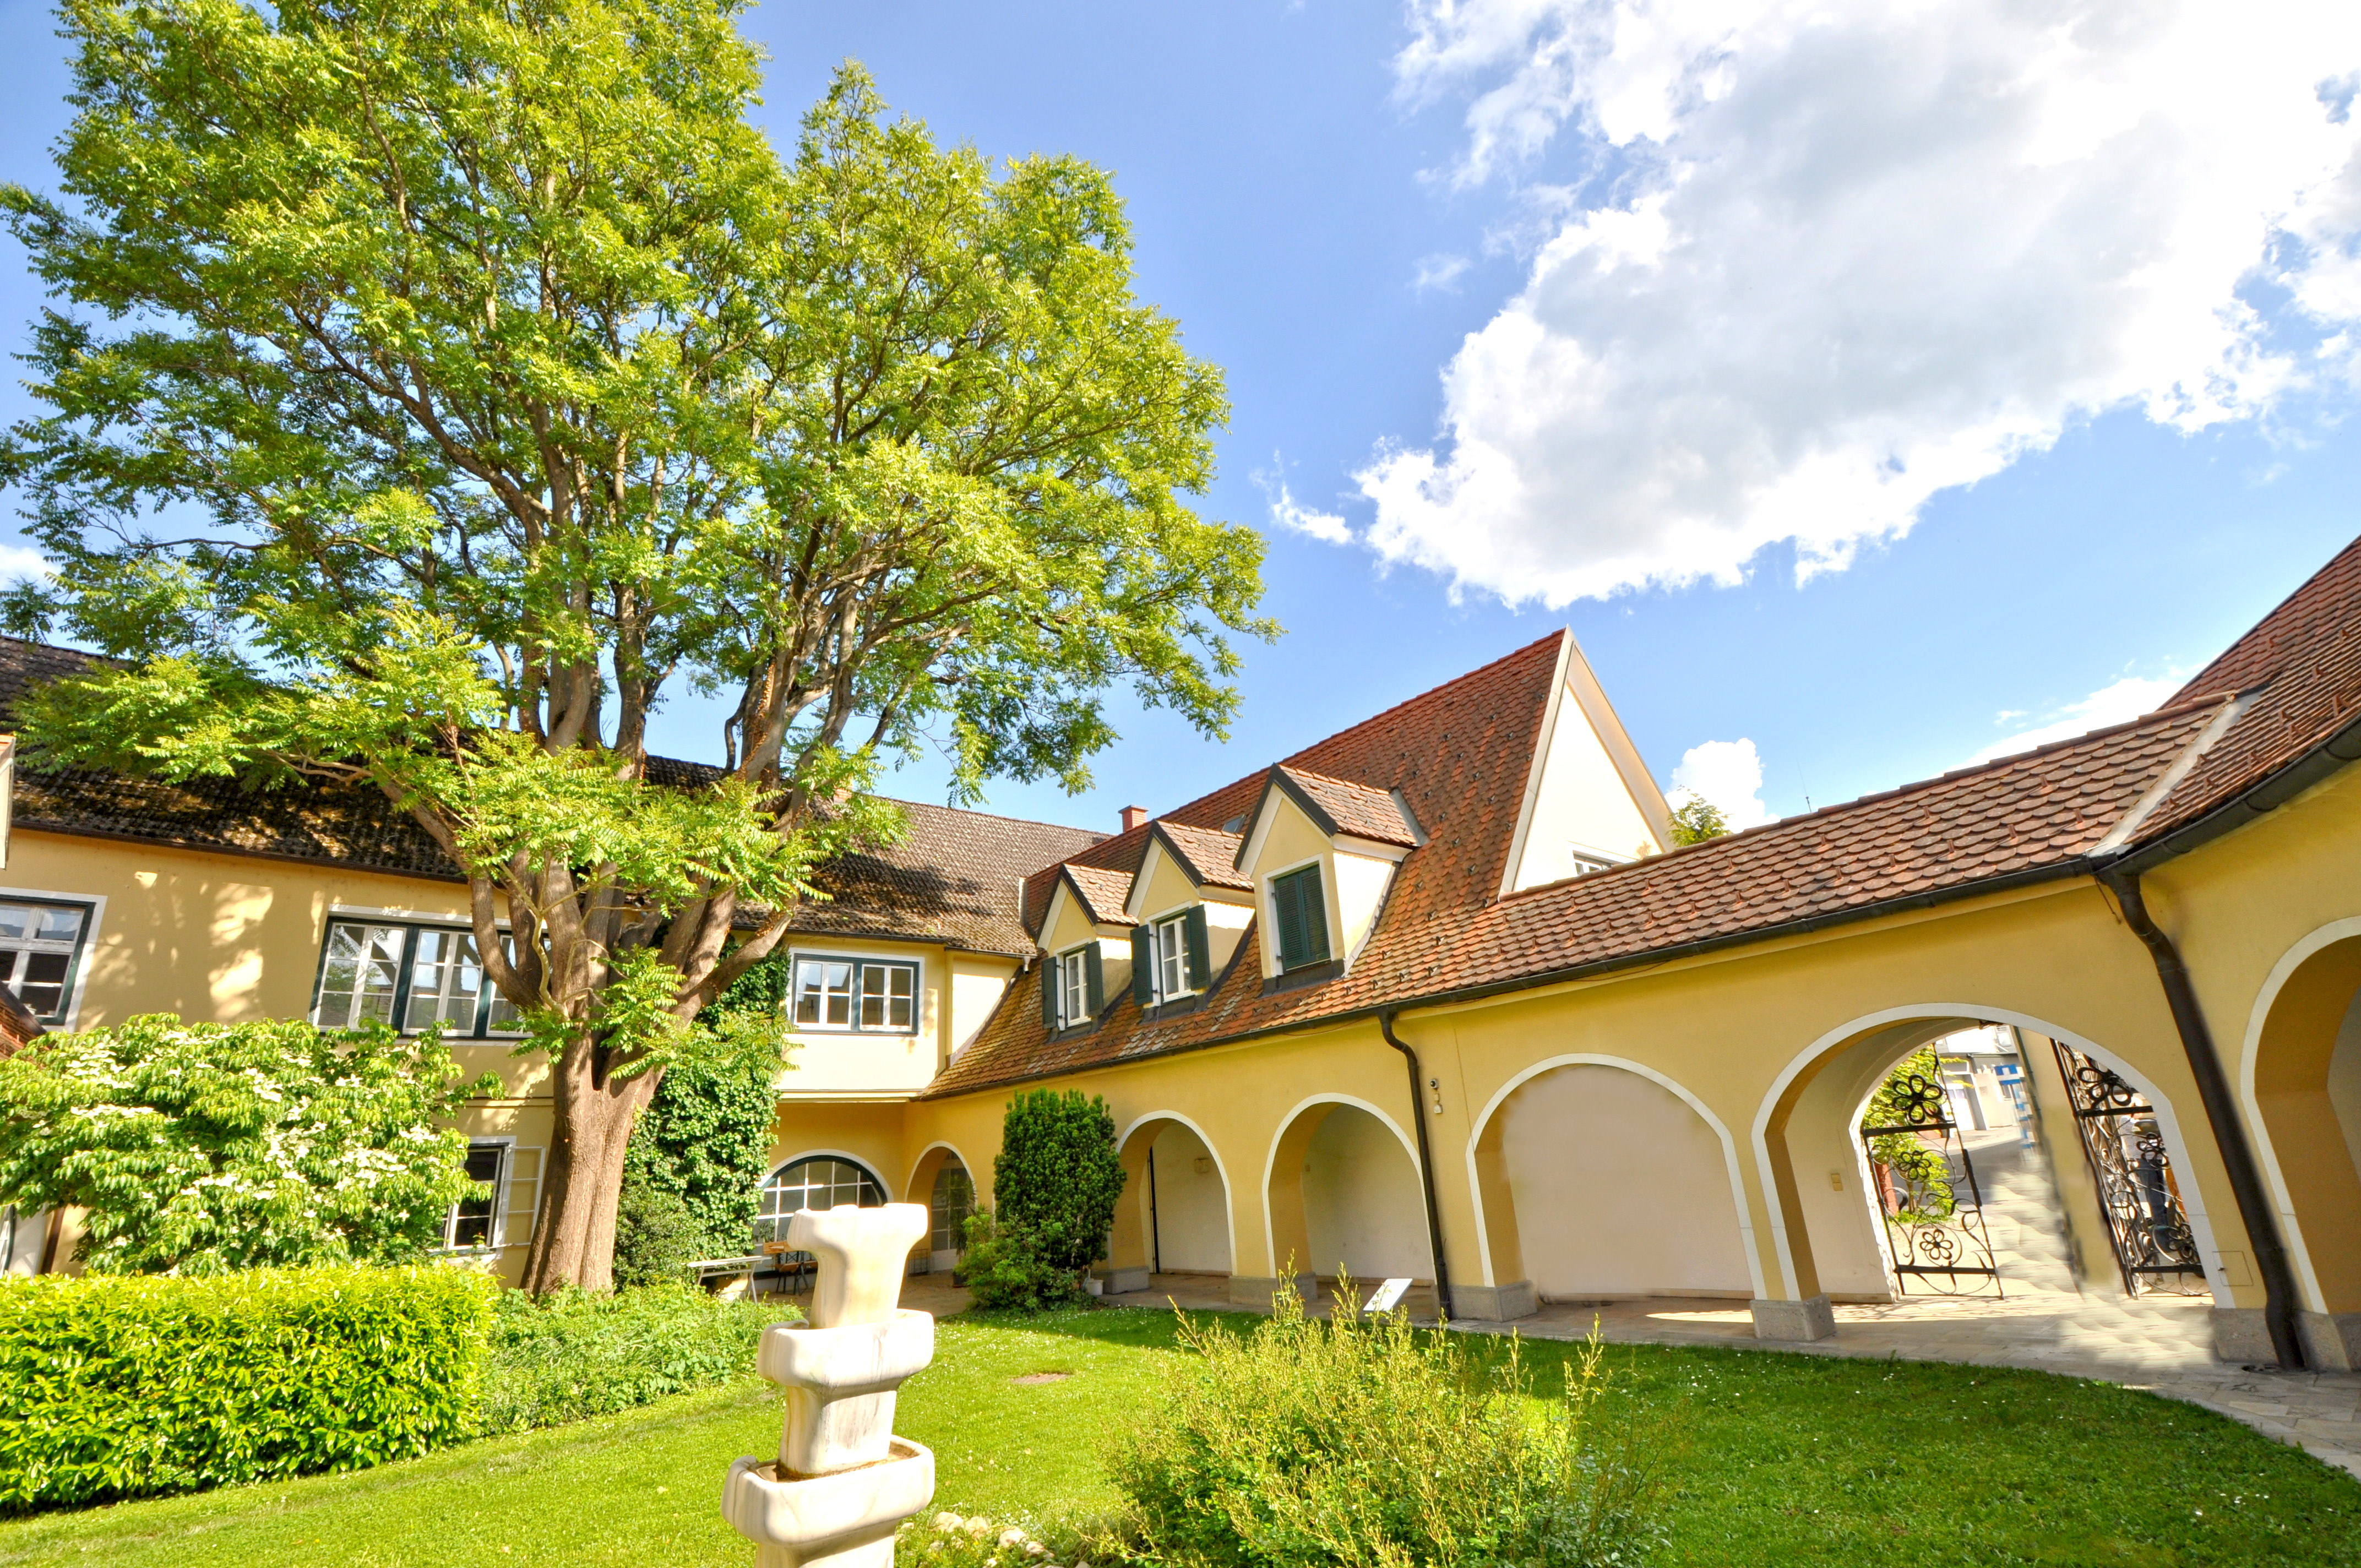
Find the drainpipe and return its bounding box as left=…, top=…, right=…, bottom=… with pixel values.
left=1379, top=1009, right=1454, bottom=1319
left=2096, top=864, right=2304, bottom=1368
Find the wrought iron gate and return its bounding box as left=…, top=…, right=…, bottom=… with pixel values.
left=2050, top=1043, right=2207, bottom=1295
left=1859, top=1066, right=2003, bottom=1296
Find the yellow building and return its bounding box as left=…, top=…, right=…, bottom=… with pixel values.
left=7, top=535, right=2361, bottom=1376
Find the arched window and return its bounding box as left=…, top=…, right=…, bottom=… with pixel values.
left=929, top=1161, right=974, bottom=1255
left=756, top=1156, right=885, bottom=1244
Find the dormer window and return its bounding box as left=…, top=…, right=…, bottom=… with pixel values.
left=1569, top=848, right=1618, bottom=876
left=1044, top=944, right=1102, bottom=1030
left=1269, top=864, right=1331, bottom=972
left=1135, top=907, right=1211, bottom=1005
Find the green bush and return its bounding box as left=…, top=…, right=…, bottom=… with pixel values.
left=612, top=1175, right=707, bottom=1290
left=993, top=1088, right=1124, bottom=1276
left=0, top=1266, right=492, bottom=1512
left=958, top=1210, right=1087, bottom=1313
left=1103, top=1284, right=1669, bottom=1568
left=477, top=1281, right=794, bottom=1434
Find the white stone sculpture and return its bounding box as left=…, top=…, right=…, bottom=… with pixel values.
left=725, top=1202, right=936, bottom=1568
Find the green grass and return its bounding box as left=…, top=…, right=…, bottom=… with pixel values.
left=1, top=1308, right=2354, bottom=1566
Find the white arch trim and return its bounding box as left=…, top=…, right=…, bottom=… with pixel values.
left=1258, top=1094, right=1427, bottom=1277
left=1116, top=1110, right=1241, bottom=1272
left=1749, top=1005, right=2228, bottom=1304
left=766, top=1148, right=899, bottom=1204
left=2236, top=917, right=2361, bottom=1313
left=904, top=1140, right=977, bottom=1207
left=1462, top=1054, right=1766, bottom=1299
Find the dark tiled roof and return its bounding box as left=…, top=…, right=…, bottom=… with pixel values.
left=1274, top=765, right=1421, bottom=847
left=0, top=638, right=1097, bottom=959
left=1151, top=821, right=1252, bottom=891
left=931, top=697, right=2225, bottom=1097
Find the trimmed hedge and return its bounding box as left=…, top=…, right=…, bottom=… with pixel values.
left=0, top=1265, right=493, bottom=1511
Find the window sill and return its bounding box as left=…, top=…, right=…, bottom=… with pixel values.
left=1142, top=992, right=1205, bottom=1020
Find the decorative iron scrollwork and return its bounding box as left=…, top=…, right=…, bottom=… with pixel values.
left=1859, top=1068, right=2003, bottom=1298
left=2051, top=1043, right=2206, bottom=1296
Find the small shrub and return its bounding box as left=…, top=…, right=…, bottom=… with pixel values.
left=477, top=1280, right=794, bottom=1433
left=1103, top=1283, right=1669, bottom=1568
left=959, top=1210, right=1087, bottom=1314
left=0, top=1266, right=492, bottom=1512
left=612, top=1175, right=706, bottom=1289
left=994, top=1088, right=1124, bottom=1276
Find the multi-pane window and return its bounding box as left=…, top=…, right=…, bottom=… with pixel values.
left=929, top=1163, right=975, bottom=1255
left=1059, top=949, right=1090, bottom=1025
left=790, top=955, right=917, bottom=1032
left=0, top=899, right=95, bottom=1023
left=1269, top=864, right=1332, bottom=972
left=313, top=918, right=525, bottom=1038
left=1155, top=915, right=1189, bottom=999
left=756, top=1157, right=886, bottom=1244
left=445, top=1141, right=508, bottom=1250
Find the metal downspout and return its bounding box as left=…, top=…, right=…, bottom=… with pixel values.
left=1380, top=1009, right=1454, bottom=1319
left=2097, top=864, right=2304, bottom=1368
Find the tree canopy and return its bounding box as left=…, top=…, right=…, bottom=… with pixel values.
left=0, top=0, right=1271, bottom=1289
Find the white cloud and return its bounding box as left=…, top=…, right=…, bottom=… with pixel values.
left=1362, top=1, right=2361, bottom=607
left=1415, top=253, right=1474, bottom=293
left=1669, top=736, right=1771, bottom=827
left=0, top=546, right=52, bottom=582
left=1965, top=673, right=2183, bottom=766
left=1257, top=466, right=1356, bottom=545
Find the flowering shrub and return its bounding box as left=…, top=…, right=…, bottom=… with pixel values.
left=1103, top=1283, right=1671, bottom=1568
left=906, top=1510, right=1089, bottom=1568
left=0, top=1014, right=496, bottom=1273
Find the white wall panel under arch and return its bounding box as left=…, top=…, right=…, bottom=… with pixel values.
left=1301, top=1105, right=1431, bottom=1282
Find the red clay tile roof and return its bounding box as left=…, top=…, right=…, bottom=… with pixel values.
left=2131, top=533, right=2361, bottom=842
left=1269, top=765, right=1421, bottom=848
left=1057, top=864, right=1138, bottom=928
left=1150, top=821, right=1252, bottom=891
left=0, top=638, right=1097, bottom=960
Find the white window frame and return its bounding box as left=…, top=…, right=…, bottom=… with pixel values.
left=1150, top=910, right=1191, bottom=1003
left=788, top=952, right=921, bottom=1035
left=0, top=884, right=105, bottom=1030
left=311, top=915, right=525, bottom=1039
left=1056, top=948, right=1090, bottom=1027
left=442, top=1137, right=513, bottom=1253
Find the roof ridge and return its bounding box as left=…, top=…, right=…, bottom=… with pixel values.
left=2170, top=532, right=2361, bottom=704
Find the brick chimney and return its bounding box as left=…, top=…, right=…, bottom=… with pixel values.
left=1120, top=804, right=1150, bottom=832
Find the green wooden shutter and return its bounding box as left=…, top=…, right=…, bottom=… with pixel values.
left=1299, top=870, right=1330, bottom=963
left=1131, top=924, right=1155, bottom=1004
left=1183, top=905, right=1211, bottom=990
left=1272, top=870, right=1306, bottom=970
left=1084, top=944, right=1105, bottom=1016
left=1041, top=961, right=1059, bottom=1029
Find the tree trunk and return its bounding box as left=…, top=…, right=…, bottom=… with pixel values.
left=521, top=1042, right=665, bottom=1293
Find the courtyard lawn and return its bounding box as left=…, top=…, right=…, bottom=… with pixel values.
left=0, top=1310, right=2353, bottom=1567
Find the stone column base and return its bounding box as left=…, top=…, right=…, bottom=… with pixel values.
left=1751, top=1295, right=1836, bottom=1342
left=1228, top=1274, right=1319, bottom=1309
left=2211, top=1306, right=2282, bottom=1364
left=2299, top=1310, right=2361, bottom=1371
left=1098, top=1266, right=1151, bottom=1294
left=1449, top=1281, right=1537, bottom=1321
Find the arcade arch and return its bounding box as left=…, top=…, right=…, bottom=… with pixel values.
left=1465, top=1058, right=1760, bottom=1304
left=1263, top=1097, right=1432, bottom=1293
left=1755, top=1006, right=2226, bottom=1309
left=906, top=1142, right=976, bottom=1275
left=2242, top=924, right=2361, bottom=1360
left=1108, top=1113, right=1235, bottom=1286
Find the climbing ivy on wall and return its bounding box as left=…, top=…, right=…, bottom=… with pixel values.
left=616, top=952, right=792, bottom=1276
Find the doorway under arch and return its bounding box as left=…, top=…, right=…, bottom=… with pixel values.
left=2245, top=928, right=2361, bottom=1366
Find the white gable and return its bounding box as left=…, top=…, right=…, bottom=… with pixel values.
left=1500, top=634, right=1674, bottom=895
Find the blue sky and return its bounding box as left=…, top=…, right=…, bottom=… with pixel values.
left=4, top=0, right=2359, bottom=836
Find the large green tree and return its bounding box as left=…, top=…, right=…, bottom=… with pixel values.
left=0, top=0, right=1269, bottom=1290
